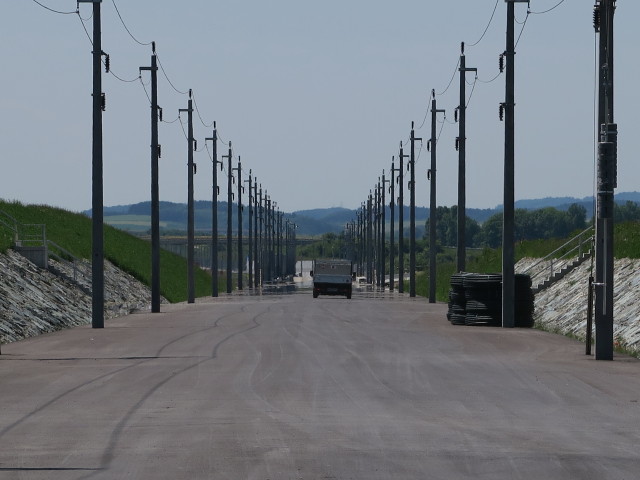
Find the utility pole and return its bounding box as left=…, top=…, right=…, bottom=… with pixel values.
left=265, top=195, right=271, bottom=282
left=278, top=210, right=283, bottom=277
left=245, top=170, right=253, bottom=289
left=502, top=0, right=528, bottom=327
left=223, top=143, right=233, bottom=294
left=594, top=0, right=617, bottom=360
left=139, top=42, right=160, bottom=312
left=381, top=171, right=389, bottom=290
left=367, top=192, right=373, bottom=284
left=253, top=178, right=259, bottom=288
left=429, top=91, right=446, bottom=304
left=375, top=180, right=381, bottom=287
left=390, top=157, right=397, bottom=291
left=409, top=122, right=422, bottom=298
left=356, top=207, right=363, bottom=276
left=398, top=142, right=408, bottom=293
left=234, top=157, right=243, bottom=290
left=79, top=0, right=104, bottom=328
left=271, top=201, right=277, bottom=281
left=205, top=124, right=222, bottom=297
left=179, top=91, right=195, bottom=304
left=258, top=185, right=263, bottom=286
left=457, top=44, right=477, bottom=274
left=360, top=205, right=366, bottom=277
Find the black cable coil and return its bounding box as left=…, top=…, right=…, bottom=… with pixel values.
left=447, top=273, right=534, bottom=328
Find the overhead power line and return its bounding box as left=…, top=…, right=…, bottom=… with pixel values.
left=515, top=11, right=531, bottom=48
left=31, top=0, right=76, bottom=15
left=192, top=92, right=215, bottom=128
left=156, top=53, right=190, bottom=95
left=477, top=71, right=502, bottom=84
left=76, top=13, right=140, bottom=84
left=530, top=0, right=566, bottom=15
left=466, top=0, right=500, bottom=47
left=435, top=58, right=461, bottom=96
left=111, top=0, right=153, bottom=46
left=466, top=75, right=479, bottom=108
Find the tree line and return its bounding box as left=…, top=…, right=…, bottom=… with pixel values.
left=427, top=201, right=640, bottom=248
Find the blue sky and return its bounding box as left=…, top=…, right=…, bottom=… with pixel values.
left=1, top=0, right=638, bottom=214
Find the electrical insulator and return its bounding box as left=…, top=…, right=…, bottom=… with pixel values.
left=427, top=140, right=431, bottom=152
left=157, top=144, right=162, bottom=158
left=104, top=54, right=110, bottom=73
left=193, top=163, right=197, bottom=174
left=427, top=169, right=431, bottom=180
left=499, top=54, right=504, bottom=73
left=158, top=107, right=163, bottom=122
left=193, top=139, right=198, bottom=151
left=593, top=4, right=600, bottom=32
left=454, top=108, right=459, bottom=123
left=455, top=137, right=460, bottom=151
left=101, top=93, right=106, bottom=112
left=499, top=103, right=504, bottom=122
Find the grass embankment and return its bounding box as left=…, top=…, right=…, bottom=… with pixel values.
left=415, top=222, right=640, bottom=302
left=0, top=200, right=223, bottom=303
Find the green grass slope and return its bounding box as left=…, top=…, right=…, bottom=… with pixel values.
left=0, top=200, right=224, bottom=303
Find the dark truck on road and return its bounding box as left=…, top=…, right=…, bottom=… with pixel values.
left=311, top=259, right=353, bottom=299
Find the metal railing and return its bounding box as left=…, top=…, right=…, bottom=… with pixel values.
left=16, top=223, right=46, bottom=247
left=520, top=226, right=595, bottom=288
left=0, top=210, right=46, bottom=247
left=47, top=240, right=91, bottom=284
left=0, top=210, right=19, bottom=243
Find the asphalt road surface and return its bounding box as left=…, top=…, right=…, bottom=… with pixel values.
left=1, top=289, right=639, bottom=479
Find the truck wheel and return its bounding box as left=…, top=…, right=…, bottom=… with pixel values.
left=313, top=291, right=318, bottom=298
left=347, top=293, right=352, bottom=299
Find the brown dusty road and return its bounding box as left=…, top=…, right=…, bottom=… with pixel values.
left=1, top=289, right=639, bottom=479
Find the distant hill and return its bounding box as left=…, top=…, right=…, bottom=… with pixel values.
left=85, top=192, right=640, bottom=236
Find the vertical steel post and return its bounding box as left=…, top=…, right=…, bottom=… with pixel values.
left=381, top=171, right=387, bottom=290
left=596, top=138, right=615, bottom=359
left=595, top=0, right=616, bottom=360
left=409, top=123, right=421, bottom=298
left=140, top=46, right=160, bottom=312
left=236, top=158, right=243, bottom=290
left=375, top=180, right=381, bottom=287
left=278, top=211, right=283, bottom=276
left=90, top=0, right=104, bottom=328
left=367, top=193, right=373, bottom=284
left=265, top=196, right=271, bottom=282
left=390, top=158, right=396, bottom=291
left=205, top=126, right=220, bottom=297
left=246, top=170, right=253, bottom=288
left=430, top=93, right=445, bottom=303
left=258, top=185, right=263, bottom=286
left=458, top=45, right=477, bottom=274
left=179, top=93, right=195, bottom=304
left=502, top=1, right=522, bottom=328
left=398, top=143, right=408, bottom=293
left=253, top=179, right=259, bottom=288
left=224, top=143, right=233, bottom=293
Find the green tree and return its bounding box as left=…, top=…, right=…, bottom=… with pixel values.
left=425, top=206, right=481, bottom=248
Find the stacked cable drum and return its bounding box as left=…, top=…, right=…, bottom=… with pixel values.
left=514, top=274, right=535, bottom=328
left=447, top=273, right=467, bottom=325
left=447, top=273, right=534, bottom=327
left=464, top=274, right=503, bottom=326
